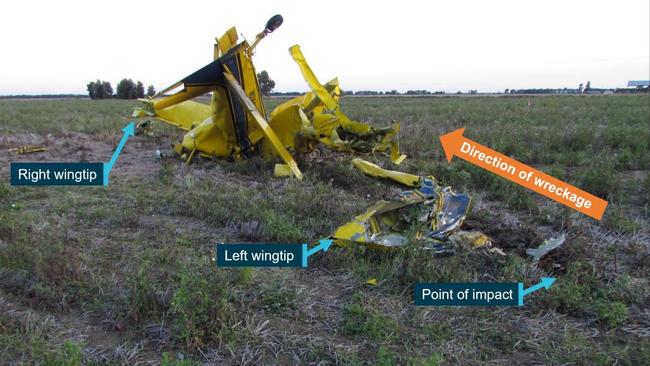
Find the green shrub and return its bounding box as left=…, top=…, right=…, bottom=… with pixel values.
left=158, top=160, right=177, bottom=185
left=596, top=301, right=628, bottom=328
left=574, top=155, right=621, bottom=201
left=45, top=340, right=84, bottom=366
left=170, top=270, right=235, bottom=348
left=260, top=208, right=304, bottom=241
left=407, top=353, right=443, bottom=366
left=376, top=346, right=397, bottom=366
left=603, top=208, right=641, bottom=234
left=0, top=182, right=10, bottom=201
left=341, top=302, right=397, bottom=342
left=256, top=282, right=297, bottom=314
left=161, top=352, right=200, bottom=366
left=424, top=323, right=453, bottom=343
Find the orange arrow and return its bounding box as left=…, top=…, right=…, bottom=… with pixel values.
left=439, top=128, right=608, bottom=220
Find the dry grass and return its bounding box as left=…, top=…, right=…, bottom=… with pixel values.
left=0, top=95, right=648, bottom=365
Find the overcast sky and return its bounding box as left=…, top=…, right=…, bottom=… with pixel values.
left=1, top=0, right=648, bottom=94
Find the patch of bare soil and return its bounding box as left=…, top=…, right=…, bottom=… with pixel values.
left=464, top=207, right=546, bottom=254
left=0, top=131, right=171, bottom=182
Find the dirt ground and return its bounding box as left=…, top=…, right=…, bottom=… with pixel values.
left=0, top=97, right=648, bottom=365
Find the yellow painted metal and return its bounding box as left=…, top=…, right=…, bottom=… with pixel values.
left=449, top=231, right=492, bottom=249
left=351, top=158, right=421, bottom=187
left=133, top=25, right=271, bottom=163
left=262, top=104, right=306, bottom=157
left=180, top=116, right=232, bottom=157
left=217, top=27, right=238, bottom=56
left=8, top=146, right=47, bottom=154
left=222, top=66, right=304, bottom=180
left=273, top=163, right=293, bottom=177
left=147, top=100, right=211, bottom=131
left=132, top=21, right=406, bottom=178
left=332, top=200, right=414, bottom=250
left=331, top=163, right=479, bottom=252
left=287, top=45, right=406, bottom=164
left=151, top=86, right=215, bottom=112
left=289, top=45, right=354, bottom=126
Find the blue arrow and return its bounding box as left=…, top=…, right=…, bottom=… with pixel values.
left=103, top=121, right=135, bottom=185
left=301, top=239, right=334, bottom=267
left=517, top=277, right=555, bottom=306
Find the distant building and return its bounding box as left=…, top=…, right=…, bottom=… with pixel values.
left=627, top=80, right=650, bottom=87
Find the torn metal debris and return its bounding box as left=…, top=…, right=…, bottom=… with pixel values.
left=132, top=16, right=404, bottom=179
left=126, top=15, right=495, bottom=256
left=332, top=159, right=490, bottom=253
left=526, top=234, right=566, bottom=261
left=8, top=146, right=47, bottom=154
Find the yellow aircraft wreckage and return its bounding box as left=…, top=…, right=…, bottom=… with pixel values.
left=332, top=159, right=491, bottom=253
left=132, top=15, right=487, bottom=252
left=132, top=15, right=405, bottom=180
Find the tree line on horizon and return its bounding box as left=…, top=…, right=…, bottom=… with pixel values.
left=86, top=79, right=156, bottom=100
left=84, top=75, right=647, bottom=99
left=86, top=70, right=276, bottom=100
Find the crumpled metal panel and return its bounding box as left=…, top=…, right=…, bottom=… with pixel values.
left=352, top=158, right=421, bottom=187
left=131, top=22, right=406, bottom=179
left=271, top=45, right=407, bottom=165
left=332, top=159, right=489, bottom=253
left=526, top=234, right=566, bottom=260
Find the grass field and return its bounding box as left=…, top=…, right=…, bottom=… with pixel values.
left=0, top=95, right=648, bottom=365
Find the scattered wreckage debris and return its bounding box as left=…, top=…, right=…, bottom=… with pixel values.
left=526, top=234, right=566, bottom=261
left=331, top=159, right=491, bottom=253
left=126, top=15, right=551, bottom=258
left=132, top=15, right=404, bottom=180
left=8, top=146, right=47, bottom=154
